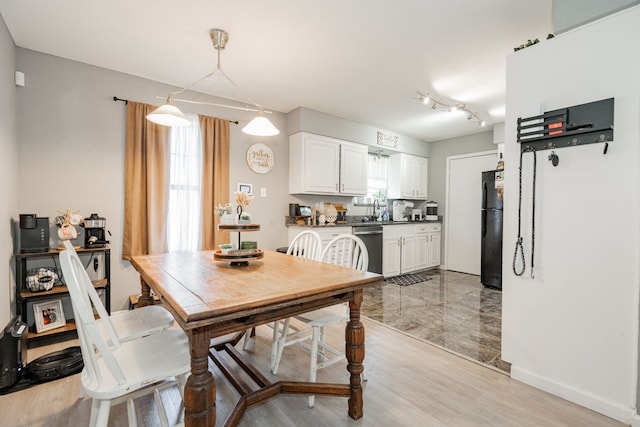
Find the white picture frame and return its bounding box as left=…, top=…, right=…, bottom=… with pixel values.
left=237, top=183, right=253, bottom=195
left=33, top=299, right=66, bottom=333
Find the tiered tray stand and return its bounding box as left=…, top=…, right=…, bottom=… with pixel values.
left=214, top=223, right=263, bottom=266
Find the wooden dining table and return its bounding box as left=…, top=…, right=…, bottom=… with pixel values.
left=130, top=249, right=383, bottom=427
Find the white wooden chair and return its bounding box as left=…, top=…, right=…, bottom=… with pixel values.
left=271, top=234, right=368, bottom=407
left=60, top=247, right=190, bottom=427
left=269, top=230, right=322, bottom=369
left=62, top=240, right=174, bottom=345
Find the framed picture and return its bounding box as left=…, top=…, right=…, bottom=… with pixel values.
left=237, top=183, right=253, bottom=195
left=33, top=299, right=66, bottom=333
left=246, top=143, right=274, bottom=174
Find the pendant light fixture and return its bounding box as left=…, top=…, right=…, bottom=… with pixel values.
left=147, top=29, right=279, bottom=136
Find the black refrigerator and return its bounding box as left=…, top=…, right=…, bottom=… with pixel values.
left=481, top=170, right=503, bottom=290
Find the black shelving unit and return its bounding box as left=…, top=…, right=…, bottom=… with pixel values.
left=14, top=246, right=111, bottom=348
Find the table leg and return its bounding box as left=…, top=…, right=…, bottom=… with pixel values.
left=135, top=278, right=155, bottom=308
left=185, top=327, right=216, bottom=427
left=346, top=289, right=364, bottom=419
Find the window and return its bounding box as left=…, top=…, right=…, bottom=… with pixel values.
left=367, top=153, right=389, bottom=205
left=167, top=114, right=203, bottom=252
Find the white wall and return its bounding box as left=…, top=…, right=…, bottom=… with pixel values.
left=14, top=49, right=290, bottom=312
left=0, top=15, right=19, bottom=327
left=553, top=0, right=640, bottom=33
left=502, top=7, right=640, bottom=423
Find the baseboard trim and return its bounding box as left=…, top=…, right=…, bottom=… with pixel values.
left=511, top=366, right=634, bottom=424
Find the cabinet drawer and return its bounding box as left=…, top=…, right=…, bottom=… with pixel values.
left=416, top=223, right=441, bottom=233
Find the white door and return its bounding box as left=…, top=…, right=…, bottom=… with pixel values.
left=445, top=151, right=497, bottom=274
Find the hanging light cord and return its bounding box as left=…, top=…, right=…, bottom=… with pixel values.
left=167, top=41, right=265, bottom=113
left=513, top=147, right=537, bottom=278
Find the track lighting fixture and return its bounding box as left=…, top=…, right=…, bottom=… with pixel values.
left=416, top=91, right=486, bottom=126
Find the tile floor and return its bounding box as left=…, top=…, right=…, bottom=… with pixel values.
left=361, top=269, right=511, bottom=372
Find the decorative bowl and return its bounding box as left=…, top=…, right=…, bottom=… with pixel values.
left=325, top=215, right=337, bottom=224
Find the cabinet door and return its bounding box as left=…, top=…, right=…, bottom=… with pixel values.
left=400, top=235, right=416, bottom=274
left=289, top=133, right=340, bottom=194
left=383, top=237, right=401, bottom=277
left=415, top=233, right=428, bottom=270
left=428, top=232, right=441, bottom=267
left=415, top=156, right=428, bottom=199
left=339, top=142, right=368, bottom=195
left=399, top=155, right=415, bottom=198
left=389, top=153, right=428, bottom=199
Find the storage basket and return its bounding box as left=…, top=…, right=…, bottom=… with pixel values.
left=25, top=267, right=61, bottom=292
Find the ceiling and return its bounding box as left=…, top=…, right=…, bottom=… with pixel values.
left=0, top=1, right=553, bottom=142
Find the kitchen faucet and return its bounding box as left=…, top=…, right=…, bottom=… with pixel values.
left=372, top=199, right=380, bottom=221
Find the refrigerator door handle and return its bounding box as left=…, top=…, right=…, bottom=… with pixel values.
left=482, top=181, right=488, bottom=210
left=481, top=209, right=487, bottom=238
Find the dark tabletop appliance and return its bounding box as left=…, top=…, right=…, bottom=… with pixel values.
left=19, top=214, right=49, bottom=253
left=82, top=213, right=109, bottom=248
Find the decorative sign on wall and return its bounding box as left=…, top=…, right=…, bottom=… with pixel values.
left=246, top=143, right=274, bottom=174
left=377, top=131, right=398, bottom=148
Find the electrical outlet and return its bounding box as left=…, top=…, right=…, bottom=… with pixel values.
left=93, top=258, right=99, bottom=272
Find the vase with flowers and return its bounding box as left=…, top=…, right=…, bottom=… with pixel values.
left=215, top=203, right=235, bottom=224
left=235, top=191, right=255, bottom=224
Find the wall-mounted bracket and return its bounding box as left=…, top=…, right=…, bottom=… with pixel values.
left=517, top=98, right=614, bottom=153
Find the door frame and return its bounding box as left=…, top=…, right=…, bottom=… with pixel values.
left=443, top=150, right=497, bottom=271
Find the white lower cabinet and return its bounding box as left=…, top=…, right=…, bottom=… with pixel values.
left=416, top=223, right=442, bottom=270
left=382, top=235, right=401, bottom=278
left=428, top=231, right=441, bottom=267
left=416, top=232, right=429, bottom=271
left=383, top=223, right=441, bottom=278
left=400, top=234, right=416, bottom=274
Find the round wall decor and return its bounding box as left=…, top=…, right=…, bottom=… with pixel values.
left=246, top=143, right=274, bottom=174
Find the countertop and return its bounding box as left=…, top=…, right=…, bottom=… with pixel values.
left=286, top=219, right=442, bottom=228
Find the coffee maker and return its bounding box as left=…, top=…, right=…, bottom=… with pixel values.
left=19, top=214, right=49, bottom=253
left=82, top=213, right=109, bottom=248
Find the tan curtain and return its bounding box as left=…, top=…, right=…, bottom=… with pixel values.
left=200, top=116, right=230, bottom=250
left=122, top=102, right=170, bottom=260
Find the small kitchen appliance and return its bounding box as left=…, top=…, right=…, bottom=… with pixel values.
left=82, top=213, right=109, bottom=248
left=0, top=316, right=27, bottom=390
left=411, top=209, right=422, bottom=221
left=392, top=200, right=413, bottom=222
left=425, top=202, right=438, bottom=221
left=19, top=214, right=49, bottom=253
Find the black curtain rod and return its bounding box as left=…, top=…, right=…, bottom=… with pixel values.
left=112, top=96, right=239, bottom=125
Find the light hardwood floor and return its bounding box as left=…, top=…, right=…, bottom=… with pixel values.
left=0, top=318, right=624, bottom=427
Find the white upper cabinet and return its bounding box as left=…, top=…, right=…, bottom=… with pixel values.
left=289, top=132, right=368, bottom=196
left=388, top=153, right=428, bottom=200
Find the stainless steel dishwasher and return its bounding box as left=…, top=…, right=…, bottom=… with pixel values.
left=352, top=225, right=383, bottom=274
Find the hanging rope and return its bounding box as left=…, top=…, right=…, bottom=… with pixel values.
left=513, top=147, right=537, bottom=278
left=513, top=149, right=526, bottom=276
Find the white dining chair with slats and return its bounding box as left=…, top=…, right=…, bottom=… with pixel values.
left=61, top=240, right=175, bottom=346
left=269, top=230, right=323, bottom=368
left=271, top=233, right=368, bottom=408
left=60, top=246, right=190, bottom=427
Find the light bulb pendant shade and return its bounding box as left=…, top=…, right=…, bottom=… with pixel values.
left=242, top=116, right=280, bottom=136
left=146, top=104, right=191, bottom=127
